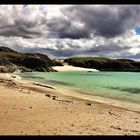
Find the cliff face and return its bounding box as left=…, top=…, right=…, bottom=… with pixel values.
left=0, top=46, right=57, bottom=73
left=64, top=57, right=140, bottom=72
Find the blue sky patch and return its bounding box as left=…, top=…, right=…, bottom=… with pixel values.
left=135, top=27, right=140, bottom=35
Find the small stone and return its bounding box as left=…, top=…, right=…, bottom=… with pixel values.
left=45, top=94, right=51, bottom=97
left=85, top=102, right=92, bottom=106
left=52, top=95, right=57, bottom=99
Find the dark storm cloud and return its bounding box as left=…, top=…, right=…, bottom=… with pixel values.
left=121, top=53, right=140, bottom=60
left=47, top=17, right=90, bottom=39
left=1, top=5, right=140, bottom=39
left=85, top=44, right=130, bottom=53
left=0, top=25, right=41, bottom=38
left=0, top=5, right=46, bottom=39
left=58, top=5, right=140, bottom=38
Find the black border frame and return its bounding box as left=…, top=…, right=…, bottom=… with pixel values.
left=0, top=0, right=140, bottom=4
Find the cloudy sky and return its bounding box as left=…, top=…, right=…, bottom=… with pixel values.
left=1, top=5, right=140, bottom=59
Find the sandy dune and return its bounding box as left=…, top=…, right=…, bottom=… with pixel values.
left=52, top=65, right=99, bottom=72
left=0, top=74, right=140, bottom=135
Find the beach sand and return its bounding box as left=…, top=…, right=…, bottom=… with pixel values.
left=52, top=65, right=99, bottom=72
left=0, top=73, right=140, bottom=135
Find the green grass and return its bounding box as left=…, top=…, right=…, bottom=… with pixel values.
left=0, top=52, right=38, bottom=59
left=69, top=57, right=113, bottom=63
left=69, top=57, right=138, bottom=63
left=0, top=52, right=24, bottom=58
left=117, top=59, right=135, bottom=63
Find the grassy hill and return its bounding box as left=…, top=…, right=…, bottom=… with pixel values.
left=0, top=46, right=60, bottom=73
left=64, top=57, right=140, bottom=72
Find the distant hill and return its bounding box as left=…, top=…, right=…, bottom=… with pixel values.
left=0, top=46, right=61, bottom=73
left=64, top=57, right=140, bottom=72
left=0, top=47, right=17, bottom=53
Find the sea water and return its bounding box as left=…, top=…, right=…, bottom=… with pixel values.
left=18, top=71, right=140, bottom=104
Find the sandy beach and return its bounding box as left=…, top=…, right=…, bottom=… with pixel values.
left=52, top=65, right=99, bottom=72
left=0, top=73, right=140, bottom=135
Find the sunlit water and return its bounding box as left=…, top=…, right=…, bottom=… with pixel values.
left=17, top=71, right=140, bottom=104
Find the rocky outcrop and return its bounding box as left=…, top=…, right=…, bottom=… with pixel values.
left=64, top=57, right=140, bottom=72
left=0, top=46, right=58, bottom=73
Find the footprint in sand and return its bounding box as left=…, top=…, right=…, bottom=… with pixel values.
left=64, top=107, right=68, bottom=110
left=4, top=111, right=8, bottom=116
left=20, top=108, right=26, bottom=110
left=110, top=125, right=121, bottom=130
left=130, top=129, right=140, bottom=132
left=76, top=113, right=79, bottom=115
left=70, top=123, right=75, bottom=127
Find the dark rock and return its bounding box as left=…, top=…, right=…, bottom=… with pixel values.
left=45, top=94, right=51, bottom=98
left=85, top=102, right=92, bottom=106
left=11, top=75, right=16, bottom=78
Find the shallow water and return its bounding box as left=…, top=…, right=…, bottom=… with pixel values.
left=18, top=71, right=140, bottom=104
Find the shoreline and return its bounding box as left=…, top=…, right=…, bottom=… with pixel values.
left=56, top=86, right=140, bottom=113
left=0, top=73, right=140, bottom=135
left=12, top=72, right=140, bottom=112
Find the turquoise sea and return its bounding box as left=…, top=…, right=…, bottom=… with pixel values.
left=17, top=71, right=140, bottom=104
